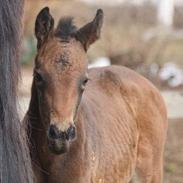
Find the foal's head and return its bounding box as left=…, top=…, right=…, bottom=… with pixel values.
left=34, top=7, right=103, bottom=154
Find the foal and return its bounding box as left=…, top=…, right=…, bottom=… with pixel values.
left=26, top=7, right=167, bottom=183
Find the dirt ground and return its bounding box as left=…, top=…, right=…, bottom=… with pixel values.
left=164, top=119, right=183, bottom=183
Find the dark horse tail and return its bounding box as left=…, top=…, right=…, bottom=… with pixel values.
left=0, top=0, right=33, bottom=182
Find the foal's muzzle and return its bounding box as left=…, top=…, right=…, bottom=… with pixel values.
left=47, top=124, right=76, bottom=154
left=48, top=124, right=76, bottom=140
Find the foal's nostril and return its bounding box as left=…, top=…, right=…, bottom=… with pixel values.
left=48, top=124, right=76, bottom=141
left=66, top=125, right=76, bottom=140
left=48, top=125, right=60, bottom=139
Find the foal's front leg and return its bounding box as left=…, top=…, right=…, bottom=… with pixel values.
left=134, top=141, right=164, bottom=183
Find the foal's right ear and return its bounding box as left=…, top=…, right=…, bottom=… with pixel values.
left=35, top=7, right=54, bottom=49
left=75, top=9, right=104, bottom=51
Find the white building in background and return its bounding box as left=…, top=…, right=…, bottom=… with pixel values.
left=79, top=0, right=183, bottom=28
left=157, top=0, right=174, bottom=27
left=78, top=0, right=155, bottom=6
left=88, top=57, right=111, bottom=69
left=79, top=0, right=183, bottom=6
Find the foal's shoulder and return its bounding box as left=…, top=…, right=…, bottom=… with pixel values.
left=88, top=65, right=141, bottom=86
left=88, top=66, right=122, bottom=88
left=88, top=65, right=159, bottom=94
left=87, top=65, right=139, bottom=96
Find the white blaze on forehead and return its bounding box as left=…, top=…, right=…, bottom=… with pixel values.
left=50, top=111, right=75, bottom=131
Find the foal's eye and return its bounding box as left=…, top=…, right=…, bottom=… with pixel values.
left=34, top=72, right=44, bottom=88
left=81, top=78, right=89, bottom=90
left=35, top=73, right=43, bottom=82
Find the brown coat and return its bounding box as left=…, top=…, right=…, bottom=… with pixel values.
left=26, top=65, right=167, bottom=183
left=26, top=7, right=168, bottom=183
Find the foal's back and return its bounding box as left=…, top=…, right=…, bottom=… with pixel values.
left=80, top=65, right=167, bottom=183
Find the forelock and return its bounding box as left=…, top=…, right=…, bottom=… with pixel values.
left=55, top=17, right=77, bottom=41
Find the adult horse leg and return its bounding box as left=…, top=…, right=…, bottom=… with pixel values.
left=0, top=0, right=33, bottom=182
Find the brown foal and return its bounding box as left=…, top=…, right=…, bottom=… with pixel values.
left=25, top=7, right=168, bottom=183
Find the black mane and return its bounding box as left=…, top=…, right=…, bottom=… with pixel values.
left=55, top=17, right=77, bottom=41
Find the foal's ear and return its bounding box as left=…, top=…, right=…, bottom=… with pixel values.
left=35, top=7, right=54, bottom=49
left=75, top=9, right=104, bottom=51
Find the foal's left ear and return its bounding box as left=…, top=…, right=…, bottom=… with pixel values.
left=75, top=9, right=104, bottom=51
left=35, top=7, right=54, bottom=49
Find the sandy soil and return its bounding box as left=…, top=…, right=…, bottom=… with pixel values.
left=164, top=119, right=183, bottom=183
